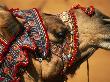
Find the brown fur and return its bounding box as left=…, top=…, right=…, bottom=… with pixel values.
left=0, top=4, right=110, bottom=82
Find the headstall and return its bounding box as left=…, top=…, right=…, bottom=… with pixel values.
left=56, top=4, right=95, bottom=73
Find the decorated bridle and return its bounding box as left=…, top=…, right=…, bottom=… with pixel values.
left=51, top=4, right=95, bottom=82
left=52, top=4, right=95, bottom=73
left=49, top=4, right=95, bottom=82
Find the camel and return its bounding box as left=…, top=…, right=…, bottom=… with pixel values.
left=0, top=4, right=110, bottom=82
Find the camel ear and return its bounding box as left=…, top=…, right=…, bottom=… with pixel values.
left=0, top=3, right=8, bottom=10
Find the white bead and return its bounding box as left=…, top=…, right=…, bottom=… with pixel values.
left=70, top=31, right=74, bottom=35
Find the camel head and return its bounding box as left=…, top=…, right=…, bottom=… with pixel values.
left=0, top=4, right=110, bottom=82
left=40, top=5, right=110, bottom=81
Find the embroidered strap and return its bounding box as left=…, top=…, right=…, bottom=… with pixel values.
left=10, top=8, right=49, bottom=57
left=58, top=4, right=95, bottom=73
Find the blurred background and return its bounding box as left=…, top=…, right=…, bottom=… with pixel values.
left=0, top=0, right=110, bottom=82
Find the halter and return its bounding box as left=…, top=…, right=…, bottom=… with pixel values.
left=0, top=8, right=49, bottom=82
left=56, top=4, right=95, bottom=73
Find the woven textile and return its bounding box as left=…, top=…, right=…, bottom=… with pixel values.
left=0, top=8, right=49, bottom=82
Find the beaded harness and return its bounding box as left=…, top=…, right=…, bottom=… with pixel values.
left=0, top=8, right=49, bottom=82
left=55, top=4, right=95, bottom=73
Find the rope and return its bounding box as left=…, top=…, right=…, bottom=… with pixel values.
left=87, top=59, right=90, bottom=82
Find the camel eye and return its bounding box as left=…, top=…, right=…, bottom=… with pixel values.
left=57, top=32, right=63, bottom=37
left=52, top=28, right=68, bottom=43
left=56, top=28, right=67, bottom=38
